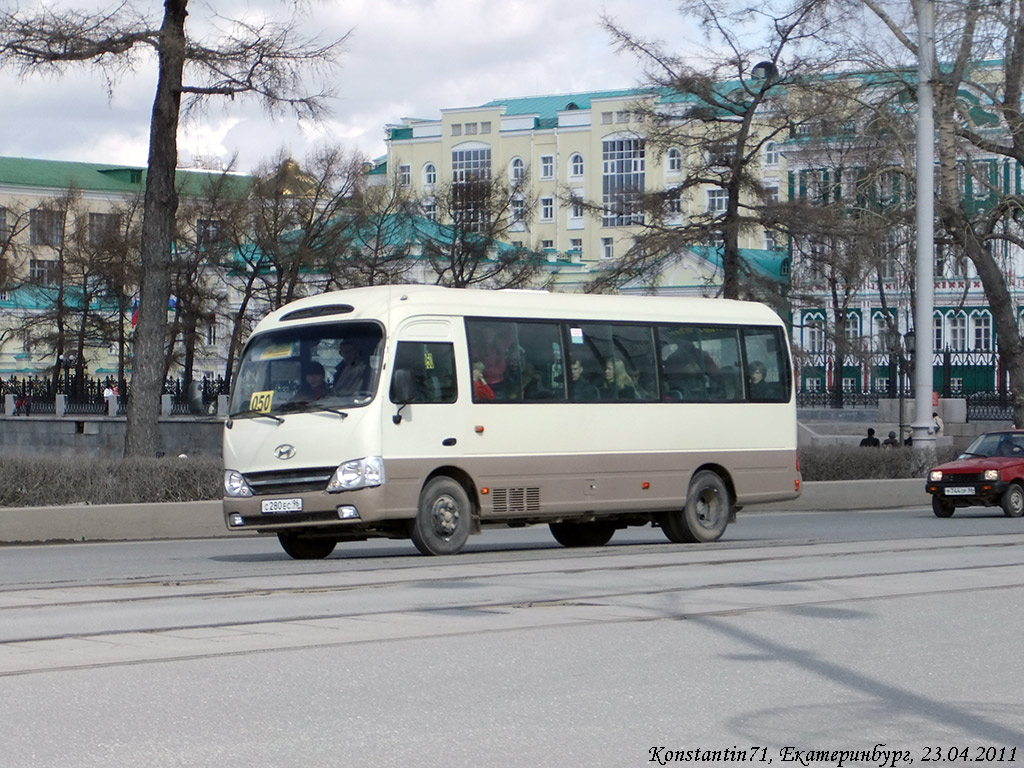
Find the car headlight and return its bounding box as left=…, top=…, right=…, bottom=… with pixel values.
left=929, top=470, right=944, bottom=482
left=327, top=456, right=385, bottom=492
left=224, top=470, right=253, bottom=497
left=984, top=469, right=1000, bottom=481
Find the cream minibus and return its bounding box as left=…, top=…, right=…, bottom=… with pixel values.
left=223, top=285, right=800, bottom=558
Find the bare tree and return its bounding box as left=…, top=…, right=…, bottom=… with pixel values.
left=597, top=0, right=842, bottom=299
left=421, top=174, right=549, bottom=289
left=331, top=181, right=419, bottom=288
left=1, top=2, right=347, bottom=455
left=847, top=0, right=1024, bottom=424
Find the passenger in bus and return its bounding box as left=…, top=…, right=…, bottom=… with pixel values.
left=748, top=360, right=768, bottom=398
left=293, top=361, right=329, bottom=401
left=569, top=358, right=600, bottom=401
left=613, top=359, right=638, bottom=399
left=473, top=325, right=509, bottom=389
left=472, top=361, right=496, bottom=400
left=334, top=340, right=372, bottom=395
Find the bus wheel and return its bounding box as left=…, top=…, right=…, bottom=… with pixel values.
left=662, top=470, right=731, bottom=543
left=410, top=477, right=473, bottom=555
left=932, top=496, right=955, bottom=518
left=549, top=520, right=616, bottom=548
left=277, top=533, right=336, bottom=560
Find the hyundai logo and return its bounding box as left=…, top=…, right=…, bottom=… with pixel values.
left=274, top=444, right=296, bottom=460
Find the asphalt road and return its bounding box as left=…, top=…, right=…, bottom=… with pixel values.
left=2, top=507, right=1023, bottom=767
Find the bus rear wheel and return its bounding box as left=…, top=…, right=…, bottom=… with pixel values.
left=549, top=520, right=616, bottom=548
left=277, top=533, right=337, bottom=560
left=410, top=477, right=473, bottom=555
left=659, top=470, right=731, bottom=543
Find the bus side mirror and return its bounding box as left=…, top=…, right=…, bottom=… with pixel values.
left=391, top=368, right=416, bottom=423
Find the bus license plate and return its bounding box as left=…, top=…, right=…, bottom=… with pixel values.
left=944, top=486, right=974, bottom=496
left=261, top=498, right=303, bottom=513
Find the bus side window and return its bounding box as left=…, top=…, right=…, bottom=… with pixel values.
left=742, top=327, right=790, bottom=402
left=390, top=341, right=457, bottom=404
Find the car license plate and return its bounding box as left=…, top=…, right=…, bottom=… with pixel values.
left=261, top=498, right=303, bottom=513
left=945, top=486, right=974, bottom=496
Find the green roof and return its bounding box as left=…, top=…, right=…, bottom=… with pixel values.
left=479, top=88, right=655, bottom=122
left=0, top=156, right=250, bottom=197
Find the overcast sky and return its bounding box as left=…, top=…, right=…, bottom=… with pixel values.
left=0, top=0, right=692, bottom=174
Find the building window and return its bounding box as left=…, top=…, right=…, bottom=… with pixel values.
left=510, top=197, right=524, bottom=226
left=570, top=238, right=582, bottom=257
left=196, top=218, right=224, bottom=247
left=601, top=112, right=613, bottom=124
left=423, top=199, right=437, bottom=222
left=602, top=137, right=645, bottom=227
left=424, top=163, right=437, bottom=187
left=667, top=192, right=682, bottom=215
left=570, top=197, right=584, bottom=219
left=667, top=147, right=682, bottom=173
left=934, top=314, right=944, bottom=352
left=765, top=229, right=777, bottom=250
left=398, top=164, right=411, bottom=187
left=30, top=208, right=63, bottom=246
left=540, top=197, right=554, bottom=221
left=540, top=155, right=554, bottom=179
left=806, top=322, right=825, bottom=353
left=510, top=157, right=525, bottom=183
left=451, top=124, right=462, bottom=137
left=570, top=153, right=584, bottom=177
left=480, top=122, right=491, bottom=134
left=950, top=314, right=967, bottom=350
left=206, top=321, right=217, bottom=346
left=0, top=207, right=7, bottom=240
left=29, top=258, right=58, bottom=284
left=452, top=147, right=491, bottom=232
left=88, top=212, right=121, bottom=247
left=707, top=188, right=728, bottom=213
left=541, top=239, right=554, bottom=250
left=615, top=111, right=630, bottom=123
left=974, top=314, right=992, bottom=351
left=464, top=122, right=478, bottom=135
left=601, top=237, right=614, bottom=260
left=764, top=141, right=779, bottom=166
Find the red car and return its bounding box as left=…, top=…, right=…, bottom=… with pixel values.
left=926, top=430, right=1024, bottom=518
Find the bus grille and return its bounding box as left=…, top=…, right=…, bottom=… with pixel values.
left=491, top=487, right=541, bottom=515
left=244, top=467, right=336, bottom=496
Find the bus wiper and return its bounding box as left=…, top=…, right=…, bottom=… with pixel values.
left=310, top=405, right=348, bottom=419
left=230, top=408, right=285, bottom=423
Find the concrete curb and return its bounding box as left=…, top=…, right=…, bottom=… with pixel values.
left=0, top=479, right=931, bottom=544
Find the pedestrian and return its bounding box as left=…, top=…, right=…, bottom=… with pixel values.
left=932, top=411, right=944, bottom=434
left=859, top=427, right=880, bottom=447
left=882, top=431, right=900, bottom=448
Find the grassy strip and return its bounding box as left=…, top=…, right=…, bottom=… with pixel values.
left=0, top=455, right=222, bottom=507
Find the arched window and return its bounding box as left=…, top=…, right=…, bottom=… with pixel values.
left=423, top=163, right=437, bottom=187
left=569, top=153, right=584, bottom=177
left=510, top=157, right=525, bottom=182
left=667, top=147, right=682, bottom=173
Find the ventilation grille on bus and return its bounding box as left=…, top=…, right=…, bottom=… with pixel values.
left=491, top=487, right=541, bottom=515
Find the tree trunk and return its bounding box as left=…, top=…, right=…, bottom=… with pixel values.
left=125, top=0, right=187, bottom=457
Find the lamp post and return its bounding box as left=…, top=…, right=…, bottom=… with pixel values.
left=905, top=329, right=916, bottom=444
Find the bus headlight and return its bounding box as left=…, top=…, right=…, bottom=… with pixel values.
left=224, top=470, right=254, bottom=497
left=327, top=456, right=385, bottom=492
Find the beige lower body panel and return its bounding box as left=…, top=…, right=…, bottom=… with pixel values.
left=224, top=448, right=799, bottom=535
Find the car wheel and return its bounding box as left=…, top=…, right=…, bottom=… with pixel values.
left=409, top=476, right=473, bottom=555
left=660, top=470, right=731, bottom=543
left=277, top=533, right=337, bottom=560
left=1001, top=483, right=1024, bottom=518
left=931, top=496, right=955, bottom=518
left=549, top=520, right=616, bottom=547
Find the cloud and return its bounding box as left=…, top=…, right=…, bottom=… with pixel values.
left=0, top=0, right=688, bottom=172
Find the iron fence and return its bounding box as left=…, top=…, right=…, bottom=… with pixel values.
left=2, top=374, right=230, bottom=416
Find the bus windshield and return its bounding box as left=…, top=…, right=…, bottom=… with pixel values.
left=229, top=321, right=384, bottom=417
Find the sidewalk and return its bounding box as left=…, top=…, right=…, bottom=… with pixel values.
left=0, top=479, right=930, bottom=544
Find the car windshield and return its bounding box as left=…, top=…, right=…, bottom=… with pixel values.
left=961, top=432, right=1024, bottom=459
left=229, top=321, right=384, bottom=418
